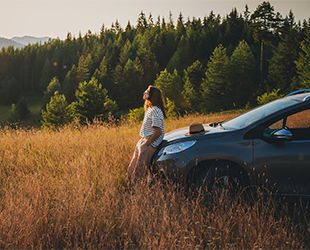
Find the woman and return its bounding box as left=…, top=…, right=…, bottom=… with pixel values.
left=127, top=85, right=166, bottom=186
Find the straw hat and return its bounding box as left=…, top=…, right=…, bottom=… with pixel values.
left=185, top=123, right=206, bottom=136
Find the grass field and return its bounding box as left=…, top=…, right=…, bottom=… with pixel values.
left=0, top=112, right=309, bottom=248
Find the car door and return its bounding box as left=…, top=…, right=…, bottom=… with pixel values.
left=252, top=107, right=310, bottom=195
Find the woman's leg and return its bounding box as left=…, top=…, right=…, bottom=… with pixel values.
left=127, top=139, right=141, bottom=184
left=132, top=139, right=156, bottom=182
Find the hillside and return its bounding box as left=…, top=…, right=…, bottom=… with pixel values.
left=11, top=36, right=50, bottom=46
left=0, top=36, right=50, bottom=49
left=0, top=37, right=24, bottom=49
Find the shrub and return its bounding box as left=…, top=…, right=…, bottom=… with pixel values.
left=127, top=107, right=144, bottom=123
left=257, top=89, right=284, bottom=105
left=166, top=98, right=179, bottom=118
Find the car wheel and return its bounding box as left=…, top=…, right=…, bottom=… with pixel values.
left=194, top=162, right=243, bottom=198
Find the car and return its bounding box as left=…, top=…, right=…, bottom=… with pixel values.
left=151, top=89, right=310, bottom=197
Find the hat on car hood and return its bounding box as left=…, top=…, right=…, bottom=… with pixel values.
left=185, top=123, right=206, bottom=136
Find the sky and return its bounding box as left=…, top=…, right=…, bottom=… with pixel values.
left=1, top=0, right=310, bottom=39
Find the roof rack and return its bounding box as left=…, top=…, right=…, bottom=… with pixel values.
left=286, top=89, right=310, bottom=96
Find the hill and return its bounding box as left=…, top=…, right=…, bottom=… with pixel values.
left=0, top=37, right=24, bottom=49
left=0, top=36, right=50, bottom=49
left=11, top=36, right=50, bottom=46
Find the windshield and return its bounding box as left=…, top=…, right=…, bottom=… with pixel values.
left=223, top=98, right=300, bottom=130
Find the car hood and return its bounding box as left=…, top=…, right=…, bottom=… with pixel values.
left=164, top=124, right=229, bottom=143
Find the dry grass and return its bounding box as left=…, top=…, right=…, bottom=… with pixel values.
left=0, top=113, right=308, bottom=248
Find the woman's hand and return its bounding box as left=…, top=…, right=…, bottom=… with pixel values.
left=147, top=126, right=161, bottom=146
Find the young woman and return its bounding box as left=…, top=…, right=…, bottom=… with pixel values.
left=127, top=85, right=166, bottom=185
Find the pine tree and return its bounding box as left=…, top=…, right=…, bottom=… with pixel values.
left=62, top=65, right=78, bottom=102
left=41, top=91, right=76, bottom=128
left=182, top=60, right=205, bottom=112
left=167, top=36, right=192, bottom=74
left=229, top=40, right=256, bottom=107
left=154, top=69, right=184, bottom=109
left=42, top=77, right=62, bottom=109
left=75, top=77, right=118, bottom=122
left=136, top=34, right=159, bottom=88
left=76, top=54, right=91, bottom=84
left=201, top=44, right=230, bottom=112
left=295, top=29, right=310, bottom=88
left=250, top=1, right=280, bottom=85
left=268, top=30, right=300, bottom=92
left=119, top=59, right=143, bottom=110
left=39, top=58, right=54, bottom=91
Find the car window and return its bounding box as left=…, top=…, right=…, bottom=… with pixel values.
left=269, top=119, right=283, bottom=129
left=266, top=108, right=310, bottom=140
left=286, top=109, right=310, bottom=128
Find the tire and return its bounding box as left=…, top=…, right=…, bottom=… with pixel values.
left=194, top=162, right=243, bottom=198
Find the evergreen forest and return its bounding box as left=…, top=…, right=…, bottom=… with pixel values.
left=1, top=1, right=310, bottom=127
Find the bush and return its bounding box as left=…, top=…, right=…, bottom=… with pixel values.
left=127, top=107, right=144, bottom=123
left=257, top=89, right=284, bottom=105
left=166, top=98, right=179, bottom=118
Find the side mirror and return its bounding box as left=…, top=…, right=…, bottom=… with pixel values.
left=271, top=128, right=293, bottom=140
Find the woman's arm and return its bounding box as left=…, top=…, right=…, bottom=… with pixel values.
left=146, top=126, right=161, bottom=146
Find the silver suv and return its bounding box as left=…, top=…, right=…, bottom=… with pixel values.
left=152, top=90, right=310, bottom=197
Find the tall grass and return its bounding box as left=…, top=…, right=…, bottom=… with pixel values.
left=0, top=113, right=308, bottom=248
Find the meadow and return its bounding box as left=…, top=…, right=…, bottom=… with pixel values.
left=0, top=112, right=309, bottom=248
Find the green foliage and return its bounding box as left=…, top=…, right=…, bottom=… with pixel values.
left=166, top=98, right=179, bottom=118
left=201, top=44, right=230, bottom=112
left=295, top=29, right=310, bottom=88
left=39, top=58, right=54, bottom=91
left=119, top=59, right=143, bottom=109
left=77, top=54, right=91, bottom=84
left=250, top=1, right=278, bottom=42
left=10, top=97, right=31, bottom=120
left=42, top=77, right=62, bottom=109
left=127, top=107, right=144, bottom=123
left=268, top=30, right=301, bottom=92
left=41, top=91, right=76, bottom=128
left=182, top=60, right=205, bottom=112
left=0, top=76, right=21, bottom=104
left=75, top=77, right=118, bottom=123
left=46, top=77, right=61, bottom=96
left=167, top=37, right=192, bottom=74
left=0, top=4, right=308, bottom=127
left=229, top=40, right=257, bottom=107
left=62, top=65, right=78, bottom=102
left=257, top=89, right=284, bottom=105
left=154, top=69, right=184, bottom=109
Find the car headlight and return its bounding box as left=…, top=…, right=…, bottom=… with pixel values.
left=159, top=140, right=196, bottom=155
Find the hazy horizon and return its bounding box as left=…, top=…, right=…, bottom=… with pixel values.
left=1, top=0, right=310, bottom=40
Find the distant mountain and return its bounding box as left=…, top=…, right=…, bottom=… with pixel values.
left=0, top=36, right=51, bottom=49
left=11, top=36, right=50, bottom=46
left=0, top=37, right=24, bottom=49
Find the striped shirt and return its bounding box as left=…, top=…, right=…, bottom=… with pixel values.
left=139, top=106, right=165, bottom=147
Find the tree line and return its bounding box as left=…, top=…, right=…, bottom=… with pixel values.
left=0, top=1, right=310, bottom=126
